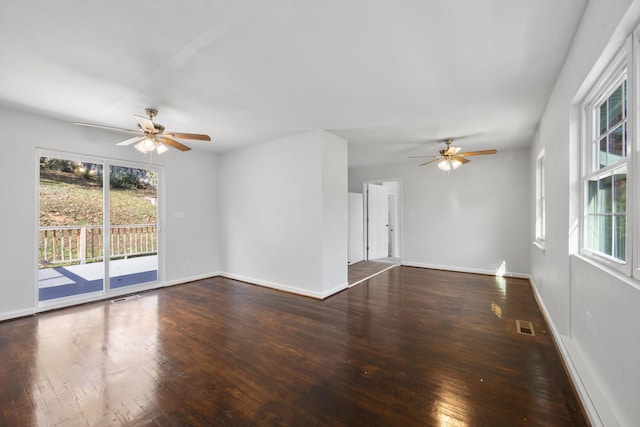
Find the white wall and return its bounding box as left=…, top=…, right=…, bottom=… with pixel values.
left=349, top=147, right=530, bottom=277
left=0, top=107, right=220, bottom=320
left=320, top=131, right=349, bottom=294
left=219, top=130, right=348, bottom=298
left=530, top=1, right=640, bottom=425
left=163, top=151, right=220, bottom=285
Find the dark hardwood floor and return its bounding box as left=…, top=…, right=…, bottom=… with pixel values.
left=0, top=267, right=587, bottom=426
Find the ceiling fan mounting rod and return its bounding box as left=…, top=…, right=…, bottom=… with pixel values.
left=145, top=107, right=158, bottom=120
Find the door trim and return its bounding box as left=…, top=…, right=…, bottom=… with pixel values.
left=361, top=178, right=403, bottom=262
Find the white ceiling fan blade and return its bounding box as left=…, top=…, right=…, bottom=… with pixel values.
left=134, top=115, right=156, bottom=133
left=116, top=136, right=145, bottom=146
left=74, top=122, right=141, bottom=134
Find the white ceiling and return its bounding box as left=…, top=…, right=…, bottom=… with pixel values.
left=0, top=0, right=587, bottom=167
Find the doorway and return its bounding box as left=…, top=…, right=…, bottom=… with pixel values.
left=38, top=152, right=162, bottom=306
left=363, top=179, right=402, bottom=262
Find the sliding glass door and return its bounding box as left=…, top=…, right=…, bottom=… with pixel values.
left=38, top=153, right=161, bottom=305
left=108, top=165, right=158, bottom=290
left=38, top=157, right=105, bottom=301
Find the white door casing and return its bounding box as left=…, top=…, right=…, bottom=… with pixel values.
left=348, top=192, right=365, bottom=264
left=388, top=193, right=397, bottom=258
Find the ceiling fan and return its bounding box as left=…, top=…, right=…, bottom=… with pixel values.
left=410, top=138, right=497, bottom=171
left=74, top=108, right=211, bottom=154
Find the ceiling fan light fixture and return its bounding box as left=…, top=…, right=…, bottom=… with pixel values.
left=134, top=140, right=151, bottom=153
left=437, top=160, right=451, bottom=171
left=437, top=158, right=461, bottom=171
left=143, top=136, right=156, bottom=151
left=134, top=136, right=170, bottom=155
left=155, top=141, right=169, bottom=154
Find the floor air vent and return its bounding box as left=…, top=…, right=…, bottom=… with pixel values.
left=110, top=294, right=141, bottom=303
left=516, top=320, right=535, bottom=336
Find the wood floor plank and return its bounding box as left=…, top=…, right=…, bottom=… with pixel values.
left=0, top=267, right=587, bottom=426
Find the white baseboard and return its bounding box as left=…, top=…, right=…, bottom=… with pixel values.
left=349, top=264, right=398, bottom=288
left=401, top=261, right=529, bottom=279
left=217, top=272, right=347, bottom=300
left=528, top=277, right=616, bottom=427
left=1, top=271, right=343, bottom=322
left=320, top=281, right=349, bottom=299
left=164, top=271, right=221, bottom=287
left=0, top=307, right=35, bottom=322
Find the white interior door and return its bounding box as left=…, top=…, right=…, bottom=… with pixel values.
left=367, top=184, right=389, bottom=260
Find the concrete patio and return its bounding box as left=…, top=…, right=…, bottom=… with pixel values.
left=38, top=255, right=158, bottom=301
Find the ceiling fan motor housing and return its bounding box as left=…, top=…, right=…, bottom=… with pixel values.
left=145, top=108, right=158, bottom=120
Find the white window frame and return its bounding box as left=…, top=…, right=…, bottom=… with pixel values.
left=580, top=35, right=634, bottom=277
left=535, top=148, right=546, bottom=248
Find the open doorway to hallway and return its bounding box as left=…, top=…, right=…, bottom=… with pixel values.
left=363, top=179, right=402, bottom=263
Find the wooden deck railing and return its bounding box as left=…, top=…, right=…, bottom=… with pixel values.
left=39, top=224, right=157, bottom=267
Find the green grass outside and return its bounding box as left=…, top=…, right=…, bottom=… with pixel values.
left=40, top=169, right=157, bottom=227
left=39, top=168, right=158, bottom=267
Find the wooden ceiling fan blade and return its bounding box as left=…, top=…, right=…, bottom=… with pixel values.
left=157, top=137, right=191, bottom=152
left=164, top=132, right=211, bottom=141
left=408, top=155, right=437, bottom=159
left=458, top=149, right=497, bottom=157
left=453, top=156, right=471, bottom=164
left=116, top=136, right=145, bottom=146
left=74, top=122, right=142, bottom=135
left=420, top=158, right=442, bottom=166
left=134, top=115, right=156, bottom=133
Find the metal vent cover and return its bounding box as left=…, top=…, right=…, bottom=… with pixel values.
left=516, top=320, right=535, bottom=336
left=110, top=294, right=141, bottom=303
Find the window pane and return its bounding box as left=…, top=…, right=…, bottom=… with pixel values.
left=599, top=137, right=607, bottom=169
left=613, top=169, right=626, bottom=214
left=599, top=103, right=607, bottom=136
left=608, top=84, right=623, bottom=127
left=598, top=215, right=612, bottom=255
left=624, top=79, right=627, bottom=118
left=541, top=197, right=545, bottom=239
left=614, top=215, right=626, bottom=261
left=597, top=175, right=612, bottom=213
left=109, top=165, right=158, bottom=289
left=39, top=157, right=104, bottom=301
left=586, top=214, right=598, bottom=251
left=587, top=180, right=597, bottom=214
left=609, top=125, right=624, bottom=159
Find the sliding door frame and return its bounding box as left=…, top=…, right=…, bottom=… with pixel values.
left=35, top=149, right=165, bottom=312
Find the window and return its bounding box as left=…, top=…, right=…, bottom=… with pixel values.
left=535, top=149, right=546, bottom=247
left=581, top=40, right=632, bottom=275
